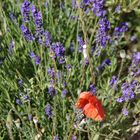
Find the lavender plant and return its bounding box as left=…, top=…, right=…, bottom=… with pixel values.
left=0, top=0, right=140, bottom=140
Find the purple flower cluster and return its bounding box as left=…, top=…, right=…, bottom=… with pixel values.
left=77, top=36, right=85, bottom=53
left=71, top=135, right=77, bottom=140
left=28, top=114, right=33, bottom=121
left=116, top=81, right=136, bottom=103
left=83, top=0, right=92, bottom=5
left=98, top=59, right=111, bottom=70
left=48, top=86, right=56, bottom=96
left=96, top=17, right=110, bottom=47
left=115, top=5, right=121, bottom=13
left=129, top=52, right=140, bottom=77
left=16, top=98, right=22, bottom=105
left=32, top=5, right=43, bottom=38
left=89, top=84, right=96, bottom=94
left=48, top=67, right=55, bottom=78
left=114, top=22, right=128, bottom=38
left=18, top=79, right=24, bottom=87
left=9, top=40, right=14, bottom=53
left=133, top=52, right=140, bottom=65
left=62, top=89, right=68, bottom=98
left=92, top=0, right=106, bottom=17
left=21, top=0, right=31, bottom=22
left=29, top=51, right=41, bottom=65
left=44, top=30, right=52, bottom=47
left=20, top=25, right=34, bottom=41
left=54, top=135, right=59, bottom=140
left=122, top=108, right=129, bottom=116
left=9, top=12, right=17, bottom=23
left=51, top=42, right=65, bottom=64
left=45, top=104, right=53, bottom=118
left=110, top=76, right=117, bottom=87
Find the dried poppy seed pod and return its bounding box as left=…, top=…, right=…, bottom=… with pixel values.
left=33, top=116, right=38, bottom=124
left=83, top=44, right=88, bottom=59
left=41, top=128, right=45, bottom=133
left=35, top=133, right=42, bottom=140
left=120, top=50, right=126, bottom=59
left=14, top=119, right=21, bottom=129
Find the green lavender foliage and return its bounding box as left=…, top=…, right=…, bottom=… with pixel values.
left=0, top=0, right=140, bottom=140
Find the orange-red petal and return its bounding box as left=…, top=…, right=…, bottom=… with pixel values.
left=75, top=98, right=89, bottom=109
left=83, top=103, right=105, bottom=121
left=75, top=91, right=105, bottom=121
left=79, top=92, right=93, bottom=100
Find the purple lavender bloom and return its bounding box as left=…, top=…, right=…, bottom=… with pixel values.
left=89, top=84, right=96, bottom=94
left=20, top=25, right=34, bottom=41
left=44, top=30, right=52, bottom=47
left=9, top=40, right=14, bottom=53
left=45, top=2, right=49, bottom=8
left=102, top=59, right=111, bottom=65
left=48, top=67, right=55, bottom=78
left=23, top=95, right=30, bottom=101
left=115, top=5, right=121, bottom=13
left=58, top=57, right=66, bottom=64
left=45, top=104, right=53, bottom=118
left=133, top=52, right=140, bottom=64
left=83, top=0, right=92, bottom=5
left=122, top=108, right=129, bottom=116
left=51, top=42, right=65, bottom=61
left=77, top=36, right=85, bottom=47
left=92, top=0, right=106, bottom=17
left=116, top=97, right=124, bottom=103
left=70, top=42, right=75, bottom=52
left=110, top=76, right=117, bottom=87
left=117, top=81, right=136, bottom=102
left=66, top=64, right=72, bottom=70
left=72, top=0, right=76, bottom=8
left=32, top=5, right=43, bottom=28
left=98, top=17, right=110, bottom=31
left=62, top=89, right=68, bottom=97
left=48, top=86, right=56, bottom=96
left=29, top=51, right=36, bottom=58
left=85, top=8, right=91, bottom=14
left=28, top=114, right=33, bottom=121
left=85, top=58, right=89, bottom=66
left=35, top=56, right=41, bottom=65
left=21, top=0, right=31, bottom=22
left=130, top=35, right=137, bottom=42
left=98, top=59, right=111, bottom=70
left=63, top=82, right=67, bottom=87
left=9, top=12, right=17, bottom=23
left=77, top=36, right=85, bottom=53
left=60, top=2, right=65, bottom=9
left=96, top=17, right=110, bottom=47
left=54, top=136, right=59, bottom=140
left=135, top=68, right=140, bottom=77
left=16, top=99, right=22, bottom=105
left=29, top=51, right=41, bottom=65
left=32, top=5, right=43, bottom=38
left=18, top=79, right=24, bottom=87
left=72, top=135, right=77, bottom=140
left=114, top=22, right=128, bottom=37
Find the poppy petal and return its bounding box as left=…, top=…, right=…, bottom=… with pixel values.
left=83, top=103, right=99, bottom=120
left=79, top=92, right=92, bottom=100
left=94, top=101, right=105, bottom=120
left=75, top=98, right=88, bottom=109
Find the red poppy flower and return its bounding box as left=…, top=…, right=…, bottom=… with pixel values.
left=75, top=92, right=105, bottom=121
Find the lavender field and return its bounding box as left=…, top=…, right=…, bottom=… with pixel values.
left=0, top=0, right=140, bottom=140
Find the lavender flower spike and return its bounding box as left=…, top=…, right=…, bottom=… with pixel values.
left=20, top=25, right=34, bottom=41
left=21, top=0, right=31, bottom=22
left=45, top=104, right=53, bottom=118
